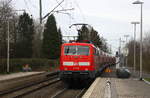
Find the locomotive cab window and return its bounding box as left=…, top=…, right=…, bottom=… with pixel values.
left=64, top=45, right=89, bottom=55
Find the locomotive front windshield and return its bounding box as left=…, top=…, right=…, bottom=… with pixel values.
left=64, top=46, right=89, bottom=55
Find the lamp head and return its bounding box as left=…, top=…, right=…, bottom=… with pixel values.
left=124, top=35, right=129, bottom=37
left=131, top=22, right=140, bottom=24
left=133, top=0, right=144, bottom=4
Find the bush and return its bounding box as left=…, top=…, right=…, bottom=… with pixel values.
left=0, top=58, right=59, bottom=73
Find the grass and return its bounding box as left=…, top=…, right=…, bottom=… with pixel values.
left=144, top=78, right=150, bottom=82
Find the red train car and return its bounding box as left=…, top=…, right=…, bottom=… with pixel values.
left=59, top=42, right=115, bottom=83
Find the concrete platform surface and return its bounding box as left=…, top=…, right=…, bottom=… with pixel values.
left=82, top=78, right=110, bottom=98
left=0, top=72, right=44, bottom=82
left=83, top=77, right=150, bottom=98
left=111, top=78, right=150, bottom=98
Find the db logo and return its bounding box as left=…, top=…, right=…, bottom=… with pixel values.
left=74, top=62, right=78, bottom=65
left=73, top=67, right=79, bottom=70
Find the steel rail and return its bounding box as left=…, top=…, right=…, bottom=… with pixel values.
left=14, top=78, right=60, bottom=98
left=0, top=71, right=59, bottom=97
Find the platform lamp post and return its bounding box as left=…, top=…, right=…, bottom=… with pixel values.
left=131, top=21, right=140, bottom=74
left=132, top=0, right=144, bottom=80
left=7, top=21, right=10, bottom=73
left=7, top=10, right=25, bottom=73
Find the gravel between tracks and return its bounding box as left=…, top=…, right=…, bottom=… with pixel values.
left=22, top=81, right=65, bottom=98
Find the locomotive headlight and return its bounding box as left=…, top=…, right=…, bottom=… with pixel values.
left=79, top=62, right=90, bottom=66
left=63, top=62, right=74, bottom=66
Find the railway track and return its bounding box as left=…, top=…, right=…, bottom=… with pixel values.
left=51, top=87, right=87, bottom=98
left=0, top=71, right=60, bottom=98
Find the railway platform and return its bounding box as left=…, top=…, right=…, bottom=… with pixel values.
left=0, top=72, right=44, bottom=82
left=82, top=67, right=150, bottom=98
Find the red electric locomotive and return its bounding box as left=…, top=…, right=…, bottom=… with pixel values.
left=59, top=41, right=115, bottom=83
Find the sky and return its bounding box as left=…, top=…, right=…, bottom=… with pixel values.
left=11, top=0, right=150, bottom=54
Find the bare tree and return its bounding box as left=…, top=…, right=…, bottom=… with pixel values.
left=127, top=31, right=150, bottom=72
left=143, top=32, right=150, bottom=54
left=0, top=0, right=18, bottom=58
left=32, top=20, right=43, bottom=58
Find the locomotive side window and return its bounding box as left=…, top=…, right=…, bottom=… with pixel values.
left=64, top=46, right=89, bottom=55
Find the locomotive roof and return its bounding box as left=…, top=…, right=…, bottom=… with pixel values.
left=62, top=42, right=94, bottom=47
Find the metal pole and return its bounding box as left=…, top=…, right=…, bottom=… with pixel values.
left=119, top=38, right=121, bottom=54
left=119, top=38, right=122, bottom=67
left=126, top=56, right=127, bottom=67
left=134, top=24, right=136, bottom=73
left=125, top=37, right=127, bottom=67
left=7, top=21, right=10, bottom=73
left=140, top=3, right=143, bottom=80
left=124, top=35, right=129, bottom=67
left=39, top=0, right=42, bottom=24
left=121, top=40, right=125, bottom=67
left=131, top=22, right=139, bottom=73
left=109, top=44, right=111, bottom=53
